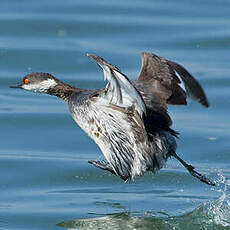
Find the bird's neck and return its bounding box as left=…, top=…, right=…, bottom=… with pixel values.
left=47, top=80, right=83, bottom=102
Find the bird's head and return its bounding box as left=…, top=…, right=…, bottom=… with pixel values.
left=10, top=72, right=58, bottom=93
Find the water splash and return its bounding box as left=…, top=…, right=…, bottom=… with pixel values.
left=205, top=171, right=230, bottom=227
left=57, top=171, right=230, bottom=230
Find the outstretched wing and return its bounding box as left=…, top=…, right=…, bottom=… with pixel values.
left=134, top=52, right=209, bottom=109
left=87, top=53, right=146, bottom=117
left=87, top=54, right=153, bottom=180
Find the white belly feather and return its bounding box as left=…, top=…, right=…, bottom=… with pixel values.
left=69, top=97, right=175, bottom=180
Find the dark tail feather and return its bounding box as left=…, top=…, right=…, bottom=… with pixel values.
left=170, top=151, right=215, bottom=186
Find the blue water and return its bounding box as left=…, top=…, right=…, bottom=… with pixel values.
left=1, top=0, right=230, bottom=229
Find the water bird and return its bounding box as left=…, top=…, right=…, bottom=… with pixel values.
left=10, top=52, right=215, bottom=185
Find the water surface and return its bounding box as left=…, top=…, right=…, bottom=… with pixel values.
left=1, top=0, right=230, bottom=229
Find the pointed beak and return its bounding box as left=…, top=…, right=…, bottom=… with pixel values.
left=10, top=83, right=23, bottom=89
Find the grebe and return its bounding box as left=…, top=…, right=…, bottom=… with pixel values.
left=10, top=52, right=214, bottom=185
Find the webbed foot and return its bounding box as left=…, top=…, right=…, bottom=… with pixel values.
left=171, top=151, right=215, bottom=186
left=88, top=160, right=116, bottom=175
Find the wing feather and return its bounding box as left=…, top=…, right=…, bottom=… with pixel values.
left=87, top=53, right=146, bottom=116
left=87, top=54, right=152, bottom=179
left=134, top=52, right=209, bottom=108
left=168, top=60, right=209, bottom=107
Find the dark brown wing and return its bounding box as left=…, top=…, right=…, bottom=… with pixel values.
left=167, top=60, right=209, bottom=107
left=134, top=52, right=209, bottom=108
left=133, top=52, right=209, bottom=129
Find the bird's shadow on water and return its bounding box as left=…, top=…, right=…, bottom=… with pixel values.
left=57, top=173, right=230, bottom=230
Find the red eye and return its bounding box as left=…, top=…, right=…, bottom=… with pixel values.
left=24, top=78, right=29, bottom=84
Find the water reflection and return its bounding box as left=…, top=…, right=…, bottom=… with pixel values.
left=57, top=197, right=230, bottom=230
left=57, top=212, right=169, bottom=230
left=58, top=177, right=230, bottom=230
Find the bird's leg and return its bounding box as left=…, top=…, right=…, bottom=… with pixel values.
left=170, top=151, right=215, bottom=186
left=88, top=160, right=116, bottom=175
left=88, top=160, right=129, bottom=181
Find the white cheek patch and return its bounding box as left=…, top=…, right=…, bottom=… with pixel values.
left=22, top=79, right=58, bottom=92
